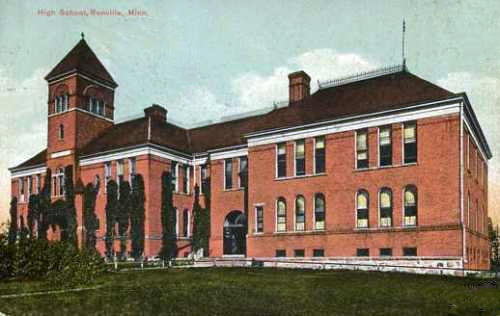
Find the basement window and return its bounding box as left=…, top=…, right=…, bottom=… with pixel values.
left=313, top=249, right=324, bottom=257
left=276, top=249, right=286, bottom=257
left=403, top=247, right=417, bottom=256
left=379, top=248, right=392, bottom=257
left=356, top=248, right=369, bottom=257
left=294, top=249, right=305, bottom=257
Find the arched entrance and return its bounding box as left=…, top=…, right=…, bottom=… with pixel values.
left=223, top=211, right=247, bottom=255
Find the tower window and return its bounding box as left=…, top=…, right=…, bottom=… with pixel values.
left=58, top=124, right=64, bottom=140
left=88, top=96, right=106, bottom=116
left=54, top=93, right=69, bottom=113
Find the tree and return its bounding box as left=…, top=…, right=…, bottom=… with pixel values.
left=27, top=194, right=40, bottom=238
left=118, top=181, right=131, bottom=259
left=159, top=172, right=176, bottom=261
left=19, top=215, right=29, bottom=243
left=488, top=217, right=499, bottom=269
left=191, top=184, right=203, bottom=253
left=105, top=180, right=118, bottom=259
left=64, top=165, right=77, bottom=247
left=201, top=176, right=211, bottom=256
left=38, top=168, right=52, bottom=240
left=130, top=174, right=145, bottom=260
left=83, top=183, right=99, bottom=249
left=8, top=197, right=18, bottom=245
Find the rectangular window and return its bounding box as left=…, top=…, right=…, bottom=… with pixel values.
left=104, top=162, right=111, bottom=193
left=295, top=140, right=305, bottom=176
left=403, top=123, right=417, bottom=164
left=27, top=176, right=32, bottom=197
left=182, top=165, right=189, bottom=194
left=356, top=248, right=369, bottom=257
left=19, top=178, right=25, bottom=202
left=379, top=248, right=392, bottom=257
left=314, top=136, right=325, bottom=174
left=277, top=143, right=287, bottom=178
left=201, top=164, right=208, bottom=194
left=403, top=247, right=417, bottom=256
left=171, top=161, right=178, bottom=192
left=313, top=249, right=324, bottom=257
left=128, top=158, right=136, bottom=183
left=276, top=249, right=286, bottom=257
left=224, top=159, right=233, bottom=190
left=255, top=206, right=264, bottom=233
left=116, top=160, right=123, bottom=193
left=36, top=174, right=41, bottom=194
left=379, top=127, right=392, bottom=166
left=356, top=130, right=368, bottom=169
left=294, top=249, right=305, bottom=257
left=239, top=156, right=248, bottom=188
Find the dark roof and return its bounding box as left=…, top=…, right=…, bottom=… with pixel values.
left=14, top=69, right=458, bottom=168
left=45, top=39, right=117, bottom=87
left=11, top=149, right=47, bottom=170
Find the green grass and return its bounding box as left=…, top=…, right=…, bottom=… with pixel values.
left=0, top=268, right=499, bottom=315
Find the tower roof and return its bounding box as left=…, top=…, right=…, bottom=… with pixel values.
left=45, top=38, right=117, bottom=88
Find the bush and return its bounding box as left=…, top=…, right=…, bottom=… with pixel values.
left=0, top=236, right=105, bottom=286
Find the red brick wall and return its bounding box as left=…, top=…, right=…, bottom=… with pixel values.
left=245, top=114, right=463, bottom=260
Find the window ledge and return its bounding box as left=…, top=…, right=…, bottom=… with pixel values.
left=354, top=162, right=418, bottom=173
left=223, top=188, right=244, bottom=192
left=275, top=173, right=327, bottom=181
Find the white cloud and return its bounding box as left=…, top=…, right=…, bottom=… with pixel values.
left=231, top=49, right=379, bottom=110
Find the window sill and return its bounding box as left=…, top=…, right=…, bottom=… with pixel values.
left=223, top=188, right=244, bottom=192
left=354, top=162, right=418, bottom=173
left=275, top=173, right=327, bottom=181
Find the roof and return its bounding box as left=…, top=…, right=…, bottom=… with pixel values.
left=45, top=39, right=117, bottom=88
left=14, top=68, right=467, bottom=169
left=10, top=149, right=47, bottom=170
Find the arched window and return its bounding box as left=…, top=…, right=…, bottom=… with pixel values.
left=59, top=124, right=64, bottom=140
left=183, top=209, right=189, bottom=237
left=276, top=198, right=287, bottom=232
left=356, top=190, right=369, bottom=228
left=314, top=193, right=325, bottom=230
left=379, top=188, right=392, bottom=227
left=404, top=186, right=417, bottom=226
left=295, top=195, right=305, bottom=231
left=54, top=93, right=69, bottom=113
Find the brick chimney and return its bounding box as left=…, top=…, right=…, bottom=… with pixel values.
left=144, top=104, right=167, bottom=121
left=288, top=71, right=311, bottom=104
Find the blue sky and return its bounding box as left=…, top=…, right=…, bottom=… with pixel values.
left=1, top=0, right=499, bottom=224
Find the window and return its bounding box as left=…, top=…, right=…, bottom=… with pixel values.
left=313, top=249, right=324, bottom=257
left=183, top=209, right=189, bottom=237
left=356, top=130, right=368, bottom=169
left=36, top=174, right=41, bottom=194
left=315, top=137, right=325, bottom=174
left=255, top=206, right=264, bottom=233
left=224, top=159, right=233, bottom=190
left=88, top=96, right=105, bottom=116
left=404, top=186, right=417, bottom=226
left=104, top=162, right=111, bottom=193
left=314, top=193, right=325, bottom=230
left=294, top=249, right=305, bottom=257
left=27, top=176, right=32, bottom=197
left=295, top=196, right=305, bottom=231
left=403, top=247, right=417, bottom=256
left=19, top=177, right=25, bottom=202
left=356, top=190, right=369, bottom=228
left=54, top=93, right=69, bottom=113
left=58, top=124, right=64, bottom=140
left=277, top=143, right=287, bottom=178
left=94, top=175, right=100, bottom=191
left=357, top=248, right=369, bottom=257
left=276, top=249, right=286, bottom=257
left=116, top=160, right=123, bottom=194
left=295, top=140, right=305, bottom=176
left=201, top=164, right=208, bottom=193
left=379, top=127, right=392, bottom=166
left=239, top=156, right=248, bottom=188
left=403, top=123, right=417, bottom=164
left=379, top=188, right=392, bottom=227
left=54, top=167, right=65, bottom=196
left=182, top=164, right=189, bottom=194
left=128, top=158, right=136, bottom=183
left=380, top=248, right=392, bottom=256
left=171, top=161, right=178, bottom=192
left=276, top=198, right=287, bottom=232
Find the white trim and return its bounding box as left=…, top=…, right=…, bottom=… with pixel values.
left=48, top=107, right=114, bottom=123
left=211, top=147, right=247, bottom=160
left=48, top=72, right=116, bottom=91
left=11, top=165, right=46, bottom=179
left=247, top=102, right=460, bottom=147
left=51, top=149, right=72, bottom=159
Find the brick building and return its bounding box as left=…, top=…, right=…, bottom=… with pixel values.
left=9, top=38, right=492, bottom=271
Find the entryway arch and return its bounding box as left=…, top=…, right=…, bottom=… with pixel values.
left=223, top=210, right=247, bottom=255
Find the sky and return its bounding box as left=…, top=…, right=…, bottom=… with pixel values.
left=0, top=0, right=499, bottom=226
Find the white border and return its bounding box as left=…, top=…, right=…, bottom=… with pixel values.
left=11, top=165, right=46, bottom=179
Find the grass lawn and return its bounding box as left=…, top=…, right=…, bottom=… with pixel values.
left=0, top=268, right=499, bottom=315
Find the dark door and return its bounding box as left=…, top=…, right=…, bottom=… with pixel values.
left=223, top=211, right=247, bottom=255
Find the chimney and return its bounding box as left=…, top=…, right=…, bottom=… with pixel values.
left=144, top=104, right=167, bottom=121
left=288, top=70, right=311, bottom=104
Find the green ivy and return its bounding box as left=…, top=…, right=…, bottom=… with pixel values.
left=83, top=183, right=99, bottom=250
left=105, top=180, right=118, bottom=259
left=118, top=180, right=131, bottom=259
left=130, top=174, right=145, bottom=260
left=8, top=197, right=18, bottom=245
left=159, top=171, right=176, bottom=260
